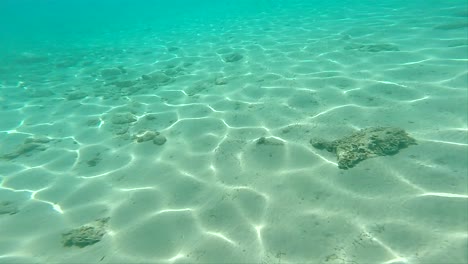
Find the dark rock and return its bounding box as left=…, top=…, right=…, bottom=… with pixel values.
left=153, top=135, right=167, bottom=145
left=62, top=217, right=110, bottom=248
left=87, top=154, right=102, bottom=167
left=311, top=127, right=416, bottom=169
left=310, top=138, right=334, bottom=151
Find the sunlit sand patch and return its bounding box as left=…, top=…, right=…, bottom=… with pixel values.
left=308, top=104, right=365, bottom=119
left=253, top=224, right=265, bottom=249
left=118, top=186, right=157, bottom=192
left=205, top=231, right=236, bottom=245
left=420, top=138, right=468, bottom=146
left=417, top=192, right=468, bottom=198
left=402, top=95, right=430, bottom=103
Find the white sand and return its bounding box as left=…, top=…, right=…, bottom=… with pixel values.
left=0, top=2, right=467, bottom=264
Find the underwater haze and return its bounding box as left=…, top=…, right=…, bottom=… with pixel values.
left=0, top=0, right=467, bottom=263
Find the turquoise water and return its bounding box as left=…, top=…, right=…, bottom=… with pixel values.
left=0, top=1, right=467, bottom=263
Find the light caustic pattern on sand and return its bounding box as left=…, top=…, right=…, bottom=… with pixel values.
left=0, top=2, right=467, bottom=264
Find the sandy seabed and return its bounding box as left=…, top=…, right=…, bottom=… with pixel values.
left=0, top=2, right=467, bottom=264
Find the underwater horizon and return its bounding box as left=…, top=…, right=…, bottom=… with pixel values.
left=0, top=0, right=467, bottom=263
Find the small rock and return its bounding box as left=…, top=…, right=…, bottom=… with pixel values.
left=62, top=217, right=110, bottom=248
left=309, top=138, right=333, bottom=151
left=153, top=135, right=167, bottom=145
left=311, top=127, right=416, bottom=169
left=86, top=156, right=102, bottom=167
